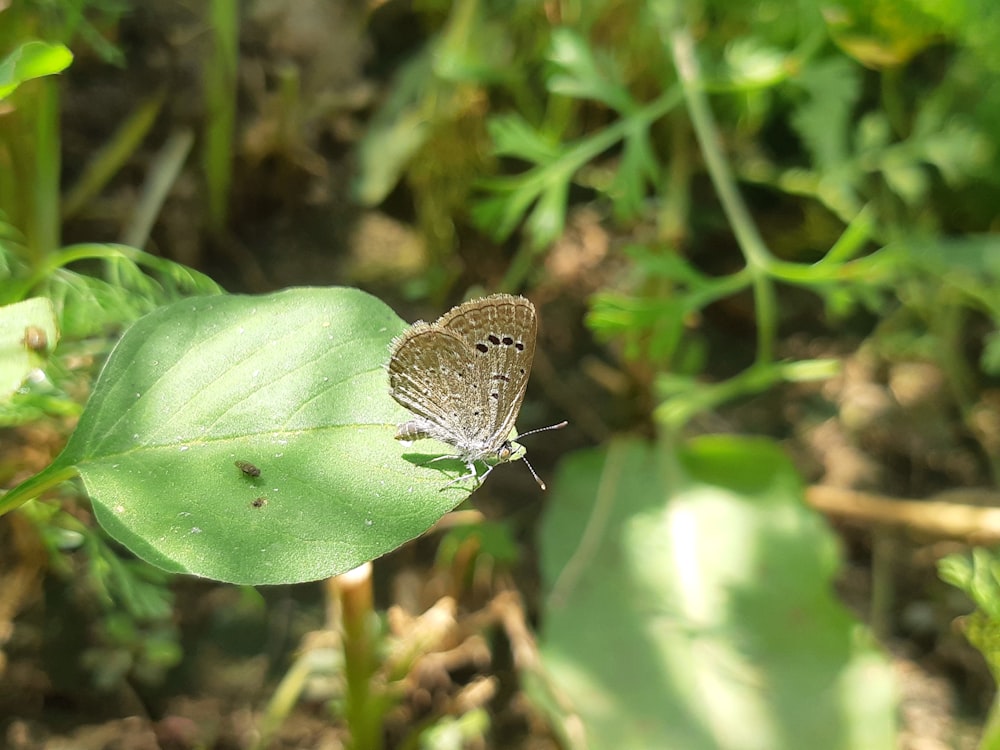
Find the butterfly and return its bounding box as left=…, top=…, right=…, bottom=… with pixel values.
left=388, top=294, right=566, bottom=489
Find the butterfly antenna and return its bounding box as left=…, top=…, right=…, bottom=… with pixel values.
left=517, top=420, right=568, bottom=440
left=521, top=454, right=547, bottom=490
left=517, top=421, right=567, bottom=490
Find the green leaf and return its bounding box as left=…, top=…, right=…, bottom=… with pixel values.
left=940, top=548, right=1000, bottom=622
left=547, top=28, right=634, bottom=113
left=887, top=235, right=1000, bottom=319
left=36, top=243, right=224, bottom=338
left=910, top=108, right=993, bottom=186
left=524, top=178, right=569, bottom=249
left=9, top=288, right=471, bottom=585
left=352, top=50, right=435, bottom=206
left=473, top=117, right=579, bottom=246
left=0, top=297, right=59, bottom=400
left=585, top=246, right=732, bottom=366
left=607, top=126, right=660, bottom=221
left=724, top=38, right=791, bottom=89
left=983, top=331, right=1000, bottom=376
left=880, top=156, right=927, bottom=206
left=588, top=291, right=687, bottom=364
left=488, top=114, right=563, bottom=164
left=433, top=1, right=514, bottom=85
left=470, top=178, right=541, bottom=242
left=0, top=41, right=73, bottom=100
left=940, top=549, right=1000, bottom=688
left=533, top=436, right=896, bottom=749
left=790, top=57, right=861, bottom=173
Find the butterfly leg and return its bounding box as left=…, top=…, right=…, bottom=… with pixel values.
left=423, top=453, right=474, bottom=484
left=439, top=461, right=484, bottom=490
left=415, top=453, right=482, bottom=489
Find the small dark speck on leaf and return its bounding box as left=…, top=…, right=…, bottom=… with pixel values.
left=235, top=460, right=261, bottom=477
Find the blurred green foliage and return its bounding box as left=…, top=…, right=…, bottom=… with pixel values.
left=356, top=0, right=1000, bottom=430
left=0, top=0, right=221, bottom=700
left=940, top=549, right=1000, bottom=746
left=6, top=0, right=1000, bottom=740
left=355, top=1, right=1000, bottom=740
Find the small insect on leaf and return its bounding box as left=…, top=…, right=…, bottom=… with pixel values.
left=235, top=460, right=261, bottom=477
left=250, top=497, right=268, bottom=508
left=23, top=326, right=48, bottom=352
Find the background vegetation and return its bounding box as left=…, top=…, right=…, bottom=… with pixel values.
left=3, top=0, right=1000, bottom=747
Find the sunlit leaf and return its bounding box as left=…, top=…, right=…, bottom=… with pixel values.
left=6, top=288, right=472, bottom=584
left=724, top=38, right=791, bottom=88
left=532, top=437, right=896, bottom=749
left=0, top=41, right=73, bottom=100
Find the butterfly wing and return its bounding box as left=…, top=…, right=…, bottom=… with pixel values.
left=437, top=294, right=536, bottom=449
left=388, top=323, right=494, bottom=456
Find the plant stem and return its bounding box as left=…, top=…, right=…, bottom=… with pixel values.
left=203, top=0, right=239, bottom=234
left=32, top=77, right=61, bottom=260
left=337, top=563, right=383, bottom=750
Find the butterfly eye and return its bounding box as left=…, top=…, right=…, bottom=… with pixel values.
left=497, top=442, right=513, bottom=461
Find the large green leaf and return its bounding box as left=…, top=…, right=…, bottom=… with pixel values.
left=8, top=288, right=471, bottom=584
left=533, top=436, right=896, bottom=750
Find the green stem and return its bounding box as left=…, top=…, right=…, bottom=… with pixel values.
left=669, top=27, right=781, bottom=365
left=339, top=565, right=383, bottom=750
left=0, top=463, right=78, bottom=516
left=669, top=29, right=770, bottom=272
left=203, top=0, right=239, bottom=234
left=32, top=77, right=61, bottom=260
left=656, top=359, right=840, bottom=429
